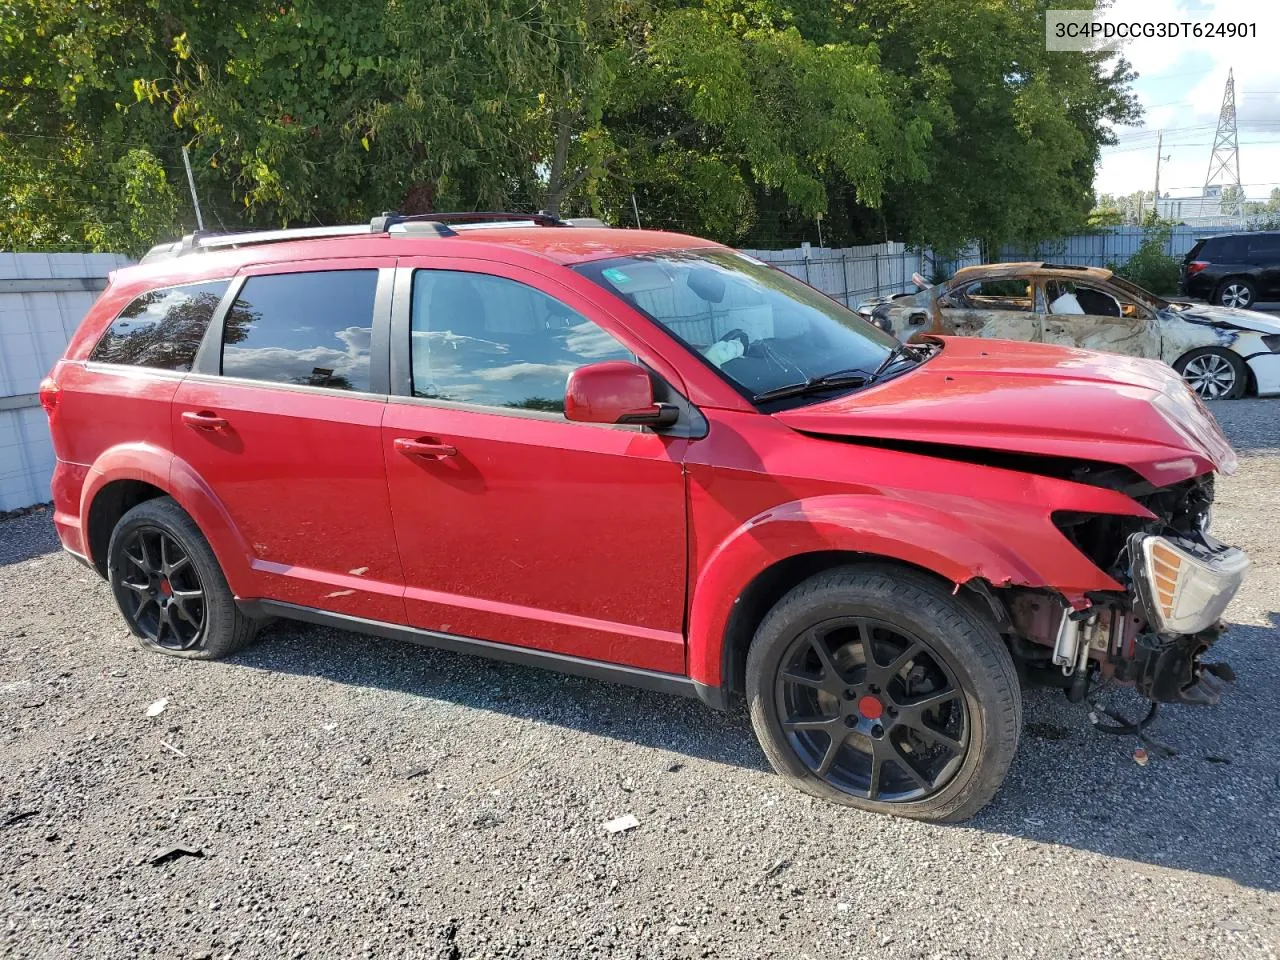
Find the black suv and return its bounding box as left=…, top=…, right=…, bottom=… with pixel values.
left=1181, top=231, right=1280, bottom=309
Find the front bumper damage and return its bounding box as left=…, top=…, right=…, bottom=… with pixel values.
left=1119, top=531, right=1249, bottom=705
left=1008, top=530, right=1250, bottom=707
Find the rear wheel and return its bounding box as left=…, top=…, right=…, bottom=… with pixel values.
left=1215, top=278, right=1255, bottom=309
left=107, top=497, right=258, bottom=659
left=746, top=566, right=1021, bottom=822
left=1175, top=347, right=1247, bottom=400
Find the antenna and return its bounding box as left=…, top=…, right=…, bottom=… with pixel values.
left=1204, top=69, right=1243, bottom=223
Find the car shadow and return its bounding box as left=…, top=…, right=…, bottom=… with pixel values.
left=233, top=610, right=1279, bottom=894
left=0, top=510, right=61, bottom=567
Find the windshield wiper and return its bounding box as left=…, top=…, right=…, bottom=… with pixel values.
left=872, top=342, right=920, bottom=378
left=752, top=369, right=875, bottom=404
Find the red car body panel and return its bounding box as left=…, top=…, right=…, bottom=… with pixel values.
left=774, top=337, right=1236, bottom=486
left=678, top=408, right=1154, bottom=688
left=43, top=226, right=1235, bottom=700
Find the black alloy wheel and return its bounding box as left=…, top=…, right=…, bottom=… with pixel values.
left=775, top=617, right=967, bottom=802
left=115, top=525, right=207, bottom=650
left=107, top=496, right=259, bottom=660
left=745, top=565, right=1021, bottom=821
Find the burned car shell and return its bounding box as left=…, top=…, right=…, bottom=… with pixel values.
left=859, top=263, right=1280, bottom=399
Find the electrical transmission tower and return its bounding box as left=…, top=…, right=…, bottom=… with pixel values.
left=1204, top=69, right=1243, bottom=220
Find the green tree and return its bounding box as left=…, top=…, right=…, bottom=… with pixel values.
left=1, top=0, right=1139, bottom=255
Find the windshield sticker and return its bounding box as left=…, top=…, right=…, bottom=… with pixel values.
left=602, top=267, right=631, bottom=285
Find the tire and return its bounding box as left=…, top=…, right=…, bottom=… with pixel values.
left=1174, top=347, right=1247, bottom=401
left=107, top=497, right=259, bottom=660
left=1215, top=278, right=1255, bottom=310
left=745, top=565, right=1021, bottom=822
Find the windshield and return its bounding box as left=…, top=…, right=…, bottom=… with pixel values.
left=575, top=248, right=899, bottom=401
left=1107, top=274, right=1170, bottom=310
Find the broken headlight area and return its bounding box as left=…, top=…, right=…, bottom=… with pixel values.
left=1008, top=472, right=1247, bottom=707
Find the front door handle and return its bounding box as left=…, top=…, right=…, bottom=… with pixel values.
left=394, top=436, right=458, bottom=461
left=181, top=410, right=230, bottom=432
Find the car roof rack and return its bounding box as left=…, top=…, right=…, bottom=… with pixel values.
left=138, top=211, right=608, bottom=264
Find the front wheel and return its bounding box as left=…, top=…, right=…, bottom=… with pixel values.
left=1175, top=347, right=1247, bottom=400
left=745, top=566, right=1021, bottom=822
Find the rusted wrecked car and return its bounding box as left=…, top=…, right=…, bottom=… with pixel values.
left=858, top=262, right=1280, bottom=400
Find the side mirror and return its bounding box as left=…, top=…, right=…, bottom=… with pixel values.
left=564, top=361, right=678, bottom=428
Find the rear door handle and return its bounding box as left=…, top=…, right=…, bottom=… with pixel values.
left=394, top=436, right=458, bottom=461
left=181, top=410, right=230, bottom=432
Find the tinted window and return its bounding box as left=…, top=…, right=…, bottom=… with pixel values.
left=90, top=281, right=228, bottom=370
left=221, top=271, right=377, bottom=392
left=409, top=270, right=632, bottom=413
left=1201, top=236, right=1245, bottom=260
left=1246, top=234, right=1280, bottom=259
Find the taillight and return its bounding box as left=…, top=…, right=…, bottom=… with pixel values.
left=38, top=376, right=59, bottom=416
left=1186, top=260, right=1209, bottom=275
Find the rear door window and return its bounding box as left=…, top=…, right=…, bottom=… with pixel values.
left=220, top=270, right=378, bottom=392
left=90, top=280, right=229, bottom=371
left=1246, top=234, right=1280, bottom=260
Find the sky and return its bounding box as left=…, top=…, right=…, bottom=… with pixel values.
left=1093, top=0, right=1280, bottom=200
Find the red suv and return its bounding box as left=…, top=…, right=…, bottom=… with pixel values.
left=42, top=213, right=1250, bottom=821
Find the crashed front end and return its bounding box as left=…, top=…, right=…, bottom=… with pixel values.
left=1007, top=472, right=1250, bottom=707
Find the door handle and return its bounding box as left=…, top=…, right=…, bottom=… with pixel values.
left=394, top=436, right=458, bottom=461
left=181, top=410, right=230, bottom=432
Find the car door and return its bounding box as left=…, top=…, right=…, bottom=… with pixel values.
left=172, top=258, right=406, bottom=622
left=1041, top=278, right=1161, bottom=359
left=382, top=257, right=689, bottom=674
left=937, top=277, right=1043, bottom=342
left=1245, top=234, right=1280, bottom=300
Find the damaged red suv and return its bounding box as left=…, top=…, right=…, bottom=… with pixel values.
left=43, top=213, right=1250, bottom=821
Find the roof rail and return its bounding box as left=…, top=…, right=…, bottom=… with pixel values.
left=1039, top=263, right=1092, bottom=271
left=136, top=210, right=607, bottom=264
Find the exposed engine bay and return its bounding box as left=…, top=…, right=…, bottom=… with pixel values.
left=997, top=471, right=1249, bottom=709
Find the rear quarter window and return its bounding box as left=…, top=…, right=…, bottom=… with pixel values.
left=90, top=280, right=229, bottom=371
left=1200, top=236, right=1246, bottom=261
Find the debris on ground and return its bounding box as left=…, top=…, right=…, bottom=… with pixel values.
left=146, top=698, right=168, bottom=717
left=1133, top=746, right=1149, bottom=766
left=161, top=741, right=188, bottom=759
left=762, top=858, right=791, bottom=880
left=1, top=810, right=39, bottom=829
left=146, top=845, right=205, bottom=866
left=602, top=814, right=640, bottom=834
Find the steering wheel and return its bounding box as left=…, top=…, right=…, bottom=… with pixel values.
left=717, top=328, right=751, bottom=352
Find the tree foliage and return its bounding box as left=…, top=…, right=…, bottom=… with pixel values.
left=1, top=0, right=1139, bottom=256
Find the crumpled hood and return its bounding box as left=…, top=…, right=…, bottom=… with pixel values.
left=1165, top=303, right=1280, bottom=335
left=773, top=337, right=1237, bottom=487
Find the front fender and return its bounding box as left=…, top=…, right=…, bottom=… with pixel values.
left=82, top=443, right=254, bottom=594
left=685, top=488, right=1148, bottom=689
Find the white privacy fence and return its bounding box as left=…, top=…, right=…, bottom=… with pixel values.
left=0, top=253, right=131, bottom=513
left=744, top=242, right=983, bottom=307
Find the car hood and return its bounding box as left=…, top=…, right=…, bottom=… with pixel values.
left=1165, top=302, right=1280, bottom=334
left=773, top=337, right=1237, bottom=487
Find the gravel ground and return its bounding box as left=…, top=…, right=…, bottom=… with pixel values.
left=2, top=400, right=1278, bottom=960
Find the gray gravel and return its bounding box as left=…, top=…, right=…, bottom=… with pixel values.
left=2, top=400, right=1278, bottom=960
